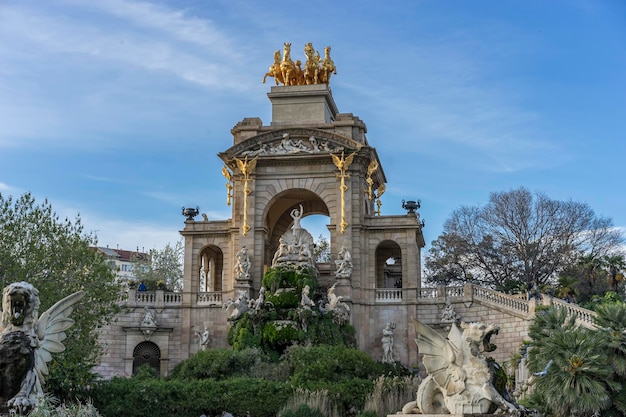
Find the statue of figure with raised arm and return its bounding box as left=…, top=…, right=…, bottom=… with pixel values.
left=290, top=204, right=303, bottom=244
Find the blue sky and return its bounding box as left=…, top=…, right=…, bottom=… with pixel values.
left=1, top=0, right=625, bottom=255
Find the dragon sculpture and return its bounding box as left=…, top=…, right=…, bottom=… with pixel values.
left=402, top=318, right=518, bottom=415
left=0, top=281, right=85, bottom=413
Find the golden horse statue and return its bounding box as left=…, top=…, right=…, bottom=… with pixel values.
left=280, top=42, right=297, bottom=86
left=262, top=50, right=284, bottom=85
left=263, top=42, right=337, bottom=86
left=303, top=42, right=320, bottom=85
left=319, top=46, right=336, bottom=85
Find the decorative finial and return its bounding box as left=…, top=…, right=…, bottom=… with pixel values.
left=182, top=206, right=199, bottom=221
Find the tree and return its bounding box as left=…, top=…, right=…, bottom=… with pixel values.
left=424, top=187, right=622, bottom=291
left=131, top=241, right=183, bottom=291
left=602, top=253, right=626, bottom=293
left=524, top=307, right=621, bottom=416
left=313, top=235, right=331, bottom=263
left=0, top=192, right=120, bottom=400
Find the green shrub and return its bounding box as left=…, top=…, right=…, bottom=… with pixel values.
left=262, top=267, right=317, bottom=296
left=263, top=320, right=303, bottom=350
left=91, top=376, right=292, bottom=417
left=267, top=288, right=301, bottom=309
left=227, top=314, right=261, bottom=350
left=285, top=345, right=385, bottom=385
left=170, top=348, right=271, bottom=380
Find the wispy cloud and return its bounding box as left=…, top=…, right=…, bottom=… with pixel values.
left=1, top=3, right=250, bottom=90
left=0, top=182, right=15, bottom=192
left=338, top=26, right=561, bottom=174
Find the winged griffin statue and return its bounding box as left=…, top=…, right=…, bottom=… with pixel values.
left=401, top=318, right=519, bottom=415
left=0, top=281, right=85, bottom=412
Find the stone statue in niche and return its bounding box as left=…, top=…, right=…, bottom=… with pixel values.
left=0, top=281, right=85, bottom=413
left=271, top=205, right=315, bottom=269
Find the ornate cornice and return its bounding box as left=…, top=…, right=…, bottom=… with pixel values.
left=220, top=128, right=362, bottom=161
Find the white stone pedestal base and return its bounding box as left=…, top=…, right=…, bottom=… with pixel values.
left=389, top=414, right=508, bottom=417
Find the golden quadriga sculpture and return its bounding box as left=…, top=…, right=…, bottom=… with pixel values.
left=263, top=42, right=336, bottom=86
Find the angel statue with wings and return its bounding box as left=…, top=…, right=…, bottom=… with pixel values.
left=0, top=281, right=85, bottom=413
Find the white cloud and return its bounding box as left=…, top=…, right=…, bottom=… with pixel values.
left=1, top=3, right=250, bottom=90
left=0, top=182, right=15, bottom=192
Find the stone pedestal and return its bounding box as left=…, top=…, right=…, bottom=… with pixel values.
left=268, top=84, right=338, bottom=126
left=391, top=415, right=510, bottom=417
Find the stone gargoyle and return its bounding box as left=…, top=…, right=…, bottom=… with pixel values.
left=401, top=318, right=518, bottom=415
left=0, top=281, right=85, bottom=413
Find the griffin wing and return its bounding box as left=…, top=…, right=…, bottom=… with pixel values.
left=34, top=291, right=86, bottom=381
left=412, top=318, right=463, bottom=393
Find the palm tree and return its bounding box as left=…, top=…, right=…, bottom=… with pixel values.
left=577, top=253, right=605, bottom=298
left=594, top=303, right=626, bottom=415
left=602, top=254, right=626, bottom=293
left=556, top=275, right=580, bottom=303
left=526, top=307, right=618, bottom=416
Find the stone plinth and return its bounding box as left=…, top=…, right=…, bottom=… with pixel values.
left=268, top=84, right=338, bottom=126
left=390, top=415, right=512, bottom=417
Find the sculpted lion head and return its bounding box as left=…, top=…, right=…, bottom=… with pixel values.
left=1, top=281, right=40, bottom=331
left=460, top=321, right=499, bottom=355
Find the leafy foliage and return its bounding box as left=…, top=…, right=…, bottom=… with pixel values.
left=131, top=241, right=183, bottom=291
left=91, top=375, right=291, bottom=417
left=523, top=305, right=626, bottom=416
left=0, top=192, right=119, bottom=401
left=313, top=235, right=331, bottom=263
left=170, top=348, right=271, bottom=380
left=91, top=344, right=411, bottom=417
left=230, top=266, right=355, bottom=356
left=425, top=187, right=623, bottom=291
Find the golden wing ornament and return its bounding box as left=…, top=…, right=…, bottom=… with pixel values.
left=367, top=160, right=379, bottom=177
left=344, top=152, right=356, bottom=169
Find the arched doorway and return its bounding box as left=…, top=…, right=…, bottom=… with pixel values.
left=198, top=245, right=223, bottom=292
left=132, top=341, right=161, bottom=376
left=264, top=189, right=330, bottom=269
left=375, top=240, right=403, bottom=288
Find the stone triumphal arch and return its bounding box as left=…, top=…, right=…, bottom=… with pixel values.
left=96, top=46, right=562, bottom=380
left=177, top=83, right=426, bottom=366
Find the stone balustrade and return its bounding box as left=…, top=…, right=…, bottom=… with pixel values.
left=197, top=292, right=223, bottom=305
left=375, top=288, right=404, bottom=302
left=548, top=296, right=596, bottom=328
